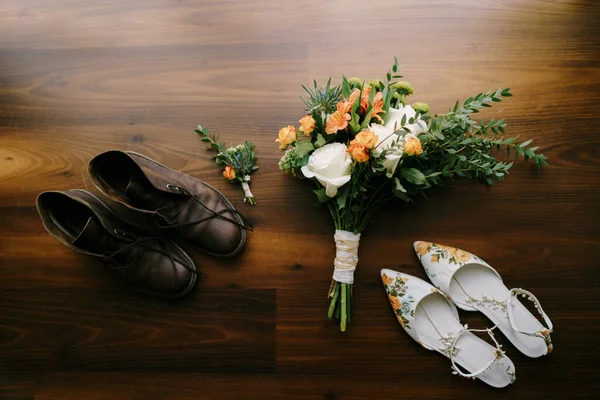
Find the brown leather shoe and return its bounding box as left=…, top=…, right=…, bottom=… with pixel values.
left=88, top=150, right=248, bottom=257
left=36, top=189, right=197, bottom=298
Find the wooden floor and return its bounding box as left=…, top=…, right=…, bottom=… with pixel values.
left=1, top=0, right=599, bottom=398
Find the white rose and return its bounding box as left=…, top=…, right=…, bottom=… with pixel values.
left=371, top=105, right=428, bottom=157
left=301, top=143, right=352, bottom=197
left=370, top=105, right=427, bottom=177
left=380, top=146, right=403, bottom=177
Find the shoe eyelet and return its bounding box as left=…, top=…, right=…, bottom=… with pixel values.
left=114, top=229, right=129, bottom=238
left=166, top=184, right=180, bottom=192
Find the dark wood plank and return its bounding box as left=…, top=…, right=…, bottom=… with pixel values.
left=0, top=288, right=275, bottom=373
left=34, top=372, right=600, bottom=400
left=0, top=373, right=34, bottom=400
left=1, top=0, right=599, bottom=398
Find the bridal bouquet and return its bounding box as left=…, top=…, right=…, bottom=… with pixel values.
left=276, top=59, right=547, bottom=331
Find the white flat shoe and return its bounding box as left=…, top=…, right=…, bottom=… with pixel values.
left=413, top=241, right=554, bottom=358
left=381, top=269, right=516, bottom=388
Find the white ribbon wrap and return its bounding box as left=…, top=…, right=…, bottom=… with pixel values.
left=332, top=229, right=361, bottom=284
left=241, top=177, right=253, bottom=200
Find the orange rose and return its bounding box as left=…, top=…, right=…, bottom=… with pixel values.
left=415, top=241, right=430, bottom=256
left=381, top=273, right=394, bottom=286
left=353, top=129, right=378, bottom=149
left=276, top=125, right=296, bottom=150
left=431, top=254, right=439, bottom=263
left=223, top=166, right=236, bottom=180
left=453, top=250, right=471, bottom=263
left=325, top=101, right=352, bottom=134
left=347, top=142, right=370, bottom=162
left=388, top=294, right=402, bottom=311
left=298, top=115, right=316, bottom=136
left=404, top=135, right=423, bottom=156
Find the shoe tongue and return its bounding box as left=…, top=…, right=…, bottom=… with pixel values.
left=125, top=178, right=173, bottom=209
left=72, top=217, right=111, bottom=252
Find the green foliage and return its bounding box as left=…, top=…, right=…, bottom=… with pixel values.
left=301, top=78, right=342, bottom=118
left=195, top=125, right=259, bottom=181
left=278, top=148, right=307, bottom=178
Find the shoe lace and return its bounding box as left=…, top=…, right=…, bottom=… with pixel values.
left=153, top=184, right=254, bottom=231
left=103, top=229, right=194, bottom=291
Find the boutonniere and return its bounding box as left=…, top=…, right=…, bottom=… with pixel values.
left=196, top=125, right=259, bottom=205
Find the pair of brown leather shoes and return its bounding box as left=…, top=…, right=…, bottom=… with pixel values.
left=37, top=151, right=249, bottom=298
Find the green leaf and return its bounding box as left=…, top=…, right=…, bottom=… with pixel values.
left=520, top=139, right=532, bottom=147
left=394, top=177, right=407, bottom=193
left=313, top=188, right=330, bottom=203
left=294, top=140, right=314, bottom=158
left=314, top=134, right=326, bottom=148
left=336, top=187, right=349, bottom=210
left=401, top=168, right=427, bottom=185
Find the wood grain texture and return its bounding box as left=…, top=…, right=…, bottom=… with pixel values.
left=1, top=0, right=600, bottom=398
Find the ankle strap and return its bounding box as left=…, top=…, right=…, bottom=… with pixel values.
left=507, top=288, right=553, bottom=352
left=448, top=325, right=514, bottom=382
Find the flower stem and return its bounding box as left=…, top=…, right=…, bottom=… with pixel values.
left=327, top=281, right=340, bottom=320
left=340, top=282, right=347, bottom=332
left=346, top=284, right=351, bottom=323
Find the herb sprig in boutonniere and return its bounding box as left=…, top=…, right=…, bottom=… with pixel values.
left=196, top=125, right=259, bottom=205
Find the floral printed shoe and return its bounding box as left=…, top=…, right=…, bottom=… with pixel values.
left=413, top=241, right=554, bottom=358
left=381, top=269, right=516, bottom=388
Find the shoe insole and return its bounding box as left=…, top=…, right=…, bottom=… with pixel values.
left=450, top=265, right=548, bottom=358
left=415, top=293, right=515, bottom=388
left=47, top=198, right=94, bottom=243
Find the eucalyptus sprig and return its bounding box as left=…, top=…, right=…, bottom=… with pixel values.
left=195, top=125, right=259, bottom=205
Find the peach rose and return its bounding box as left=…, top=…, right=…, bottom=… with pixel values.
left=347, top=142, right=370, bottom=162
left=381, top=273, right=394, bottom=286
left=404, top=135, right=423, bottom=156
left=431, top=254, right=439, bottom=263
left=223, top=166, right=236, bottom=180
left=416, top=241, right=430, bottom=256
left=299, top=115, right=316, bottom=136
left=276, top=125, right=297, bottom=150
left=353, top=129, right=378, bottom=149
left=388, top=294, right=402, bottom=311
left=453, top=249, right=471, bottom=263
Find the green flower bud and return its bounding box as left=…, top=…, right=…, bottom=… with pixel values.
left=411, top=102, right=430, bottom=114
left=347, top=77, right=363, bottom=88
left=391, top=81, right=414, bottom=95
left=369, top=79, right=384, bottom=90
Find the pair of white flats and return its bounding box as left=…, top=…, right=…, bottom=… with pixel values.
left=381, top=241, right=553, bottom=388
